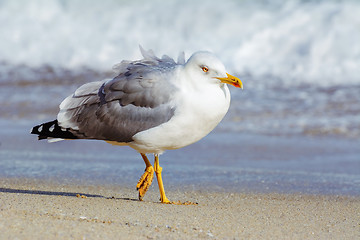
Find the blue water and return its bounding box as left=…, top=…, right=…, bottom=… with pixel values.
left=0, top=121, right=359, bottom=196
left=0, top=0, right=359, bottom=195
left=1, top=0, right=359, bottom=138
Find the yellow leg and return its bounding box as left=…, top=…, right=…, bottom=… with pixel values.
left=154, top=154, right=170, bottom=204
left=136, top=153, right=154, bottom=201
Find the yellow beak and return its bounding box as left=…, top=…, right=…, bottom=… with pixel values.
left=216, top=73, right=243, bottom=89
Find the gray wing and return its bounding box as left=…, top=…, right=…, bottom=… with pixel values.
left=57, top=49, right=179, bottom=142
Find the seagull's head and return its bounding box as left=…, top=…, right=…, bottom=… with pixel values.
left=184, top=51, right=243, bottom=89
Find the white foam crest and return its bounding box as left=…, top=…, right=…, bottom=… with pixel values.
left=0, top=0, right=359, bottom=86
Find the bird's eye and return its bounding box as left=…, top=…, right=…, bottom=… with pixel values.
left=202, top=66, right=209, bottom=72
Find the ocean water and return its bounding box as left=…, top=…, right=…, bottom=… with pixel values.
left=0, top=0, right=359, bottom=83
left=1, top=122, right=359, bottom=196
left=0, top=0, right=359, bottom=195
left=1, top=0, right=359, bottom=137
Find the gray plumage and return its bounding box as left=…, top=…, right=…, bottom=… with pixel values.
left=57, top=47, right=180, bottom=142
left=30, top=47, right=242, bottom=203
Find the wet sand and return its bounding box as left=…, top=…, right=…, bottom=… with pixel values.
left=1, top=178, right=359, bottom=239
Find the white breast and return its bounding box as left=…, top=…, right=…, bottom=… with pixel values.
left=130, top=84, right=231, bottom=153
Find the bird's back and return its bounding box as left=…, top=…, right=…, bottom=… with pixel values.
left=56, top=49, right=181, bottom=143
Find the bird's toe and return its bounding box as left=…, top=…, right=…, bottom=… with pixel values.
left=136, top=166, right=154, bottom=201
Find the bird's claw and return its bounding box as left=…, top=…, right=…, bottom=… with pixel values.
left=136, top=166, right=154, bottom=201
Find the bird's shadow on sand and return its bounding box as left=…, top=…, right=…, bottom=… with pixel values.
left=0, top=187, right=139, bottom=202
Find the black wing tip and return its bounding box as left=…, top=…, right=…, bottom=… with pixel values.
left=31, top=120, right=78, bottom=140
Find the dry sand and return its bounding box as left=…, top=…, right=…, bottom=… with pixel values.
left=0, top=178, right=359, bottom=240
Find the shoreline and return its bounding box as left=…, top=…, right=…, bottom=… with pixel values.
left=1, top=120, right=359, bottom=197
left=1, top=178, right=359, bottom=239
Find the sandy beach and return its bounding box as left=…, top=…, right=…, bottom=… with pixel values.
left=1, top=1, right=360, bottom=239
left=1, top=178, right=359, bottom=240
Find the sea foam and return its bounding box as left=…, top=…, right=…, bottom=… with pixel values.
left=0, top=0, right=359, bottom=86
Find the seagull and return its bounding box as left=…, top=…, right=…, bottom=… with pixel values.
left=31, top=47, right=243, bottom=204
